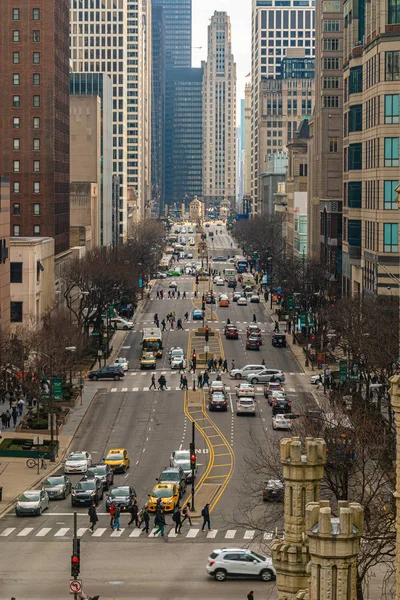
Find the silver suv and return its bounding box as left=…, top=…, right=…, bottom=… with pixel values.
left=230, top=364, right=265, bottom=380
left=245, top=369, right=285, bottom=384
left=206, top=548, right=276, bottom=582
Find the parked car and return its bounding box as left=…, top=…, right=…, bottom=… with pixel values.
left=88, top=365, right=124, bottom=381
left=42, top=476, right=71, bottom=500
left=206, top=548, right=276, bottom=582
left=15, top=490, right=49, bottom=517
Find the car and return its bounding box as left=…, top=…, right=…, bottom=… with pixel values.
left=236, top=398, right=256, bottom=416
left=268, top=390, right=287, bottom=406
left=248, top=331, right=262, bottom=345
left=272, top=333, right=287, bottom=348
left=237, top=296, right=248, bottom=306
left=236, top=383, right=255, bottom=398
left=263, top=479, right=284, bottom=502
left=104, top=448, right=130, bottom=473
left=106, top=485, right=137, bottom=512
left=232, top=292, right=242, bottom=302
left=227, top=278, right=237, bottom=288
left=15, top=490, right=49, bottom=516
left=247, top=325, right=261, bottom=337
left=156, top=271, right=168, bottom=279
left=186, top=252, right=193, bottom=259
left=64, top=451, right=92, bottom=474
left=272, top=397, right=292, bottom=415
left=230, top=364, right=265, bottom=380
left=209, top=380, right=226, bottom=394
left=206, top=548, right=276, bottom=582
left=42, top=476, right=71, bottom=500
left=71, top=476, right=103, bottom=506
left=169, top=280, right=178, bottom=288
left=140, top=351, right=157, bottom=369
left=168, top=269, right=182, bottom=277
left=272, top=414, right=293, bottom=430
left=225, top=326, right=239, bottom=340
left=170, top=349, right=186, bottom=369
left=246, top=337, right=260, bottom=351
left=227, top=257, right=235, bottom=263
left=87, top=464, right=114, bottom=490
left=213, top=256, right=226, bottom=262
left=219, top=294, right=229, bottom=307
left=148, top=483, right=180, bottom=512
left=192, top=309, right=203, bottom=320
left=113, top=357, right=129, bottom=371
left=209, top=391, right=228, bottom=412
left=245, top=369, right=286, bottom=385
left=264, top=382, right=284, bottom=398
left=214, top=277, right=225, bottom=286
left=88, top=365, right=124, bottom=381
left=169, top=450, right=197, bottom=482
left=250, top=294, right=260, bottom=303
left=110, top=317, right=134, bottom=330
left=157, top=466, right=187, bottom=497
left=206, top=293, right=216, bottom=304
left=310, top=373, right=325, bottom=385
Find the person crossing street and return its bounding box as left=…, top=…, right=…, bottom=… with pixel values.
left=181, top=505, right=192, bottom=526
left=153, top=511, right=167, bottom=540
left=88, top=503, right=98, bottom=532
left=111, top=506, right=121, bottom=531
left=201, top=503, right=211, bottom=531
left=149, top=374, right=156, bottom=390
left=128, top=500, right=139, bottom=527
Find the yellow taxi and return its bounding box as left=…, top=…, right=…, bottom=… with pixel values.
left=140, top=351, right=157, bottom=370
left=219, top=294, right=229, bottom=307
left=147, top=483, right=180, bottom=512
left=104, top=448, right=130, bottom=473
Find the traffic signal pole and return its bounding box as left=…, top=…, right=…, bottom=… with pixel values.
left=72, top=511, right=79, bottom=600
left=190, top=422, right=196, bottom=512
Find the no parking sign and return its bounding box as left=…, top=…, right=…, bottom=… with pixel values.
left=69, top=580, right=82, bottom=595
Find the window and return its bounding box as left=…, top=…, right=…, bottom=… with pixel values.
left=348, top=181, right=362, bottom=208
left=13, top=203, right=20, bottom=215
left=324, top=57, right=340, bottom=70
left=32, top=8, right=40, bottom=20
left=10, top=262, right=23, bottom=284
left=33, top=182, right=40, bottom=194
left=386, top=51, right=400, bottom=81
left=384, top=223, right=398, bottom=252
left=13, top=73, right=20, bottom=85
left=10, top=301, right=23, bottom=323
left=388, top=0, right=400, bottom=24
left=384, top=181, right=399, bottom=209
left=329, top=137, right=338, bottom=152
left=33, top=225, right=40, bottom=236
left=33, top=30, right=40, bottom=42
left=33, top=138, right=40, bottom=151
left=349, top=66, right=363, bottom=93
left=349, top=104, right=362, bottom=132
left=12, top=30, right=20, bottom=42
left=33, top=95, right=40, bottom=107
left=13, top=138, right=20, bottom=150
left=13, top=182, right=20, bottom=194
left=13, top=160, right=20, bottom=173
left=385, top=95, right=399, bottom=124
left=323, top=19, right=340, bottom=31
left=384, top=138, right=399, bottom=166
left=324, top=77, right=340, bottom=89
left=323, top=38, right=339, bottom=51
left=33, top=117, right=40, bottom=129
left=13, top=225, right=20, bottom=237
left=13, top=117, right=20, bottom=129
left=33, top=73, right=40, bottom=86
left=33, top=160, right=40, bottom=173
left=323, top=96, right=339, bottom=108
left=33, top=203, right=40, bottom=215
left=13, top=52, right=20, bottom=64
left=33, top=52, right=40, bottom=64
left=13, top=95, right=20, bottom=108
left=12, top=8, right=20, bottom=20
left=349, top=143, right=362, bottom=169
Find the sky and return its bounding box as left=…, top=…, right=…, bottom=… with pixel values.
left=192, top=0, right=252, bottom=123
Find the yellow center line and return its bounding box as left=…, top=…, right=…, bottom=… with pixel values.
left=214, top=453, right=230, bottom=457
left=212, top=442, right=226, bottom=446
left=209, top=463, right=232, bottom=468
left=206, top=475, right=230, bottom=479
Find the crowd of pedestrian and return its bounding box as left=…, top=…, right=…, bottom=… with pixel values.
left=0, top=384, right=29, bottom=431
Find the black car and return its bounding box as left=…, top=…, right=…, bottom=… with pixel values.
left=264, top=382, right=284, bottom=399
left=157, top=467, right=187, bottom=498
left=246, top=337, right=260, bottom=351
left=87, top=464, right=114, bottom=490
left=209, top=391, right=228, bottom=412
left=106, top=485, right=137, bottom=512
left=88, top=365, right=124, bottom=381
left=272, top=333, right=287, bottom=348
left=263, top=479, right=284, bottom=502
left=205, top=294, right=216, bottom=304
left=71, top=477, right=103, bottom=506
left=272, top=398, right=292, bottom=415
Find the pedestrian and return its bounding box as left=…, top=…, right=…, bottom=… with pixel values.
left=173, top=506, right=182, bottom=534
left=1, top=412, right=7, bottom=429
left=222, top=359, right=228, bottom=373
left=177, top=291, right=181, bottom=299
left=109, top=502, right=116, bottom=528
left=88, top=503, right=98, bottom=532
left=247, top=592, right=254, bottom=600
left=198, top=373, right=203, bottom=388
left=140, top=504, right=150, bottom=534
left=213, top=359, right=218, bottom=370
left=203, top=371, right=209, bottom=387
left=179, top=374, right=184, bottom=389
left=182, top=376, right=188, bottom=390
left=287, top=320, right=292, bottom=333
left=168, top=290, right=171, bottom=298
left=156, top=291, right=160, bottom=299
left=149, top=374, right=156, bottom=390
left=158, top=375, right=166, bottom=390
left=5, top=409, right=11, bottom=428
left=11, top=408, right=17, bottom=427
left=184, top=311, right=189, bottom=321
left=231, top=359, right=235, bottom=371
left=170, top=319, right=174, bottom=331
left=253, top=313, right=257, bottom=323
left=316, top=375, right=323, bottom=390
left=189, top=359, right=193, bottom=372
left=128, top=500, right=139, bottom=527
left=160, top=290, right=164, bottom=299
left=201, top=503, right=211, bottom=531
left=111, top=506, right=121, bottom=531
left=177, top=318, right=183, bottom=330
left=17, top=398, right=25, bottom=416
left=274, top=321, right=279, bottom=333
left=161, top=319, right=166, bottom=331
left=181, top=504, right=192, bottom=526
left=154, top=511, right=167, bottom=540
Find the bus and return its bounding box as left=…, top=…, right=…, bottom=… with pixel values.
left=158, top=255, right=172, bottom=272
left=235, top=256, right=248, bottom=273
left=142, top=328, right=163, bottom=358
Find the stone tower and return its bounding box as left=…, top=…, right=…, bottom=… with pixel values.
left=271, top=437, right=326, bottom=599
left=296, top=500, right=364, bottom=599
left=389, top=374, right=400, bottom=599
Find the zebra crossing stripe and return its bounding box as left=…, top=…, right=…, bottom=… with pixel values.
left=0, top=528, right=15, bottom=537
left=129, top=528, right=143, bottom=538
left=110, top=528, right=125, bottom=537
left=206, top=529, right=218, bottom=538
left=264, top=532, right=273, bottom=540
left=36, top=528, right=52, bottom=537
left=92, top=528, right=107, bottom=537
left=111, top=388, right=117, bottom=392
left=77, top=528, right=88, bottom=537
left=186, top=528, right=200, bottom=538
left=17, top=528, right=34, bottom=537
left=121, top=388, right=128, bottom=392
left=225, top=530, right=236, bottom=539
left=54, top=527, right=70, bottom=537
left=244, top=530, right=255, bottom=540
left=132, top=387, right=139, bottom=392
left=168, top=529, right=177, bottom=538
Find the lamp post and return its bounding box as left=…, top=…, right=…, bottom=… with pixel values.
left=267, top=257, right=273, bottom=310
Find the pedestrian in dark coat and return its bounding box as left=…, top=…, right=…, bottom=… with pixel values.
left=247, top=591, right=254, bottom=600
left=11, top=408, right=18, bottom=427
left=197, top=373, right=203, bottom=388
left=149, top=374, right=156, bottom=390
left=1, top=412, right=7, bottom=428
left=201, top=503, right=211, bottom=531
left=218, top=357, right=223, bottom=368
left=203, top=371, right=209, bottom=387
left=88, top=503, right=98, bottom=532
left=128, top=501, right=139, bottom=526
left=222, top=359, right=228, bottom=372
left=140, top=505, right=150, bottom=533
left=173, top=506, right=182, bottom=534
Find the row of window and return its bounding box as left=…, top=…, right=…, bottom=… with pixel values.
left=12, top=51, right=41, bottom=64
left=345, top=138, right=399, bottom=170
left=347, top=52, right=400, bottom=99
left=13, top=95, right=41, bottom=108
left=12, top=180, right=41, bottom=194
left=344, top=180, right=398, bottom=210
left=12, top=8, right=40, bottom=20
left=13, top=203, right=41, bottom=216
left=12, top=224, right=41, bottom=238
left=12, top=30, right=40, bottom=43
left=13, top=73, right=41, bottom=86
left=343, top=220, right=398, bottom=253
left=13, top=117, right=40, bottom=129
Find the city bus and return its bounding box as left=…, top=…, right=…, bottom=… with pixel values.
left=142, top=328, right=163, bottom=358
left=158, top=255, right=172, bottom=272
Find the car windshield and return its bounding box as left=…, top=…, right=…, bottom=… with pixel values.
left=174, top=452, right=189, bottom=461
left=68, top=454, right=86, bottom=462
left=20, top=492, right=40, bottom=502
left=171, top=350, right=184, bottom=357
left=160, top=472, right=178, bottom=481
left=75, top=481, right=95, bottom=490
left=110, top=488, right=129, bottom=497
left=179, top=462, right=191, bottom=470
left=142, top=353, right=153, bottom=359
left=89, top=466, right=106, bottom=475
left=240, top=400, right=254, bottom=405
left=44, top=477, right=64, bottom=486
left=106, top=454, right=123, bottom=461
left=152, top=488, right=173, bottom=498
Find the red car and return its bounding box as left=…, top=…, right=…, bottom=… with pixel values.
left=225, top=327, right=239, bottom=339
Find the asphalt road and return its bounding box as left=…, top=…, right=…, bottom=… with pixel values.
left=0, top=223, right=317, bottom=600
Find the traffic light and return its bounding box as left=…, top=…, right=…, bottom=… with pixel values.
left=192, top=352, right=197, bottom=367
left=276, top=294, right=282, bottom=305
left=71, top=554, right=80, bottom=578
left=205, top=327, right=209, bottom=343
left=196, top=274, right=199, bottom=285
left=202, top=299, right=205, bottom=310
left=190, top=452, right=197, bottom=469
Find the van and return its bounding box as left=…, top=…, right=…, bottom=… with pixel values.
left=109, top=317, right=134, bottom=330
left=224, top=268, right=236, bottom=278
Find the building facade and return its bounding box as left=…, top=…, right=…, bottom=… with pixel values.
left=151, top=0, right=191, bottom=69
left=251, top=0, right=316, bottom=215
left=286, top=120, right=310, bottom=257
left=342, top=0, right=400, bottom=296
left=164, top=67, right=203, bottom=207
left=202, top=11, right=237, bottom=210
left=0, top=178, right=11, bottom=332
left=0, top=0, right=70, bottom=255
left=151, top=5, right=166, bottom=215
left=138, top=0, right=152, bottom=221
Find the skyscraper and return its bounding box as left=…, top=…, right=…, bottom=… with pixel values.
left=151, top=5, right=166, bottom=215
left=202, top=11, right=237, bottom=210
left=152, top=0, right=192, bottom=68
left=0, top=0, right=70, bottom=255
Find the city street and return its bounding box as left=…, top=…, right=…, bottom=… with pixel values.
left=0, top=224, right=317, bottom=600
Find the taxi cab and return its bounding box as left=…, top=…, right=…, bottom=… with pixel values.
left=148, top=483, right=180, bottom=512
left=140, top=351, right=157, bottom=370
left=219, top=294, right=229, bottom=307
left=104, top=448, right=131, bottom=473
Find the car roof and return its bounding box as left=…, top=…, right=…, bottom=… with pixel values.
left=68, top=451, right=87, bottom=456
left=107, top=447, right=126, bottom=453
left=154, top=482, right=175, bottom=490
left=110, top=486, right=131, bottom=492
left=161, top=466, right=181, bottom=473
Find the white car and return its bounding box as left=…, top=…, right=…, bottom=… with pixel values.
left=214, top=277, right=225, bottom=286
left=310, top=374, right=324, bottom=384
left=113, top=357, right=129, bottom=371
left=206, top=547, right=276, bottom=582
left=237, top=296, right=248, bottom=305
left=250, top=294, right=260, bottom=303
left=169, top=280, right=178, bottom=288
left=156, top=272, right=168, bottom=279
left=236, top=398, right=256, bottom=416
left=64, top=451, right=92, bottom=474
left=272, top=414, right=293, bottom=430
left=15, top=490, right=50, bottom=517
left=170, top=449, right=190, bottom=467
left=230, top=365, right=265, bottom=380
left=209, top=380, right=225, bottom=394
left=169, top=347, right=186, bottom=369
left=236, top=383, right=255, bottom=398
left=245, top=369, right=286, bottom=384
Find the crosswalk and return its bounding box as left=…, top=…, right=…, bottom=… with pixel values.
left=0, top=524, right=280, bottom=543
left=107, top=385, right=304, bottom=394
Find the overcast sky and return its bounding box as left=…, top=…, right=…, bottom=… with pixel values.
left=192, top=0, right=252, bottom=119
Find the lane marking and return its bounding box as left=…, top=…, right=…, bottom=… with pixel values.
left=186, top=528, right=199, bottom=538
left=54, top=527, right=70, bottom=536
left=129, top=528, right=143, bottom=537
left=110, top=528, right=125, bottom=537
left=225, top=530, right=236, bottom=539
left=17, top=528, right=34, bottom=537
left=92, top=528, right=107, bottom=537
left=0, top=528, right=15, bottom=537
left=244, top=530, right=255, bottom=539
left=36, top=527, right=52, bottom=537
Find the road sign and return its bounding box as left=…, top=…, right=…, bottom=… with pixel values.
left=204, top=345, right=209, bottom=352
left=69, top=580, right=82, bottom=594
left=339, top=359, right=348, bottom=383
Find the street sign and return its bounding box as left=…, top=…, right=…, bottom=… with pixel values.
left=53, top=377, right=63, bottom=401
left=349, top=361, right=361, bottom=382
left=69, top=580, right=82, bottom=594
left=287, top=297, right=294, bottom=311
left=204, top=346, right=209, bottom=353
left=339, top=359, right=348, bottom=383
